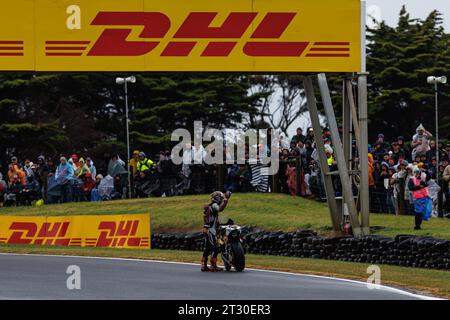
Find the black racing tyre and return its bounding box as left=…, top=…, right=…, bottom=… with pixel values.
left=231, top=242, right=245, bottom=272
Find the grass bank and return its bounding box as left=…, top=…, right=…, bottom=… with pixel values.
left=1, top=193, right=450, bottom=239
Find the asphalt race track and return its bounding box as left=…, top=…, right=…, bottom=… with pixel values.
left=0, top=253, right=435, bottom=300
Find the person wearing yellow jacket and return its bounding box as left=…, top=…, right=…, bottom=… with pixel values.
left=129, top=150, right=140, bottom=177
left=136, top=152, right=154, bottom=176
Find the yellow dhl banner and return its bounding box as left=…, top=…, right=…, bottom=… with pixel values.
left=0, top=214, right=150, bottom=249
left=0, top=0, right=362, bottom=72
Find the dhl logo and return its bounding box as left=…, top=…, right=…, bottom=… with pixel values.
left=44, top=11, right=350, bottom=58
left=0, top=220, right=149, bottom=248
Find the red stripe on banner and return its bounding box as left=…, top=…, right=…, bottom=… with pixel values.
left=309, top=47, right=349, bottom=52
left=0, top=47, right=24, bottom=50
left=46, top=41, right=90, bottom=44
left=54, top=239, right=70, bottom=246
left=314, top=42, right=350, bottom=46
left=46, top=47, right=86, bottom=51
left=0, top=52, right=23, bottom=56
left=46, top=52, right=82, bottom=56
left=0, top=41, right=23, bottom=44
left=306, top=53, right=350, bottom=57
left=243, top=42, right=308, bottom=56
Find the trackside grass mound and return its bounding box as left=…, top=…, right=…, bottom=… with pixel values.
left=1, top=193, right=450, bottom=239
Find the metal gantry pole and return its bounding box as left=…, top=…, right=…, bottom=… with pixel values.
left=125, top=80, right=132, bottom=199
left=345, top=79, right=360, bottom=147
left=303, top=77, right=342, bottom=234
left=318, top=73, right=362, bottom=237
left=358, top=0, right=370, bottom=235
left=358, top=73, right=370, bottom=235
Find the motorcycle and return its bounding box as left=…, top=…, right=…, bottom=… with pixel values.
left=217, top=219, right=246, bottom=272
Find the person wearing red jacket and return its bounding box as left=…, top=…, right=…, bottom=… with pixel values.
left=82, top=172, right=96, bottom=201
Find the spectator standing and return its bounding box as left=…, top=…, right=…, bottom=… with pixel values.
left=70, top=154, right=79, bottom=168
left=82, top=172, right=96, bottom=201
left=129, top=150, right=140, bottom=177
left=23, top=159, right=35, bottom=181
left=136, top=152, right=154, bottom=175
left=445, top=143, right=450, bottom=162
left=442, top=160, right=450, bottom=214
left=411, top=124, right=433, bottom=160
left=36, top=155, right=49, bottom=203
left=408, top=167, right=432, bottom=230
left=397, top=136, right=411, bottom=160
left=390, top=142, right=404, bottom=163
left=7, top=163, right=26, bottom=187
left=86, top=157, right=96, bottom=180
left=291, top=127, right=306, bottom=145
left=10, top=156, right=20, bottom=170
left=373, top=134, right=390, bottom=159
left=55, top=156, right=74, bottom=203
left=75, top=158, right=90, bottom=178
left=391, top=160, right=407, bottom=214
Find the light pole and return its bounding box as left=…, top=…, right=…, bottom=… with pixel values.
left=116, top=76, right=136, bottom=199
left=427, top=75, right=447, bottom=216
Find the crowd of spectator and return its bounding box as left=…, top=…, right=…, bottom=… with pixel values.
left=1, top=123, right=450, bottom=219
left=278, top=124, right=450, bottom=217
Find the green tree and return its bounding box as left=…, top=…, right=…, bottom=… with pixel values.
left=0, top=72, right=261, bottom=170
left=366, top=7, right=450, bottom=142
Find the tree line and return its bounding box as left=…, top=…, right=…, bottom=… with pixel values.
left=0, top=6, right=449, bottom=168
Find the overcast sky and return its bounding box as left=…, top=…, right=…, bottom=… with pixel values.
left=366, top=0, right=450, bottom=30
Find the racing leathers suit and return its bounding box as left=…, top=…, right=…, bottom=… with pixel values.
left=201, top=197, right=229, bottom=271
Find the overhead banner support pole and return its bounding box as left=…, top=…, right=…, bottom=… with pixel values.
left=359, top=0, right=370, bottom=235
left=345, top=79, right=361, bottom=147
left=318, top=73, right=362, bottom=237
left=303, top=77, right=342, bottom=235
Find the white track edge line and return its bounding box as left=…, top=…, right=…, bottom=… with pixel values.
left=0, top=252, right=442, bottom=300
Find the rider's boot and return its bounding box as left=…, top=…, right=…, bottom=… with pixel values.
left=209, top=257, right=223, bottom=272
left=201, top=257, right=211, bottom=272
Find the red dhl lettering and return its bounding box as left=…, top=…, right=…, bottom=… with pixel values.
left=5, top=220, right=147, bottom=248
left=81, top=11, right=310, bottom=57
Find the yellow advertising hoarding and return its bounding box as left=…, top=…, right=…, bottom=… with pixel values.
left=0, top=214, right=151, bottom=249
left=0, top=0, right=361, bottom=72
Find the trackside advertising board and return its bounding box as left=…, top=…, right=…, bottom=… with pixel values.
left=0, top=0, right=362, bottom=72
left=0, top=214, right=151, bottom=249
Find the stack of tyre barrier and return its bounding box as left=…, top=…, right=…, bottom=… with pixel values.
left=151, top=229, right=450, bottom=270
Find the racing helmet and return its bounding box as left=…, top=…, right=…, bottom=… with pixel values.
left=211, top=191, right=225, bottom=204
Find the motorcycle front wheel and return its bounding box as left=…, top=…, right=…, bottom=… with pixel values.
left=231, top=242, right=245, bottom=272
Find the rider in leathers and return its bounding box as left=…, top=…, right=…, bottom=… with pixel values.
left=201, top=190, right=231, bottom=271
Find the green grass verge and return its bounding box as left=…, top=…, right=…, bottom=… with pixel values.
left=1, top=193, right=450, bottom=239
left=0, top=244, right=448, bottom=299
